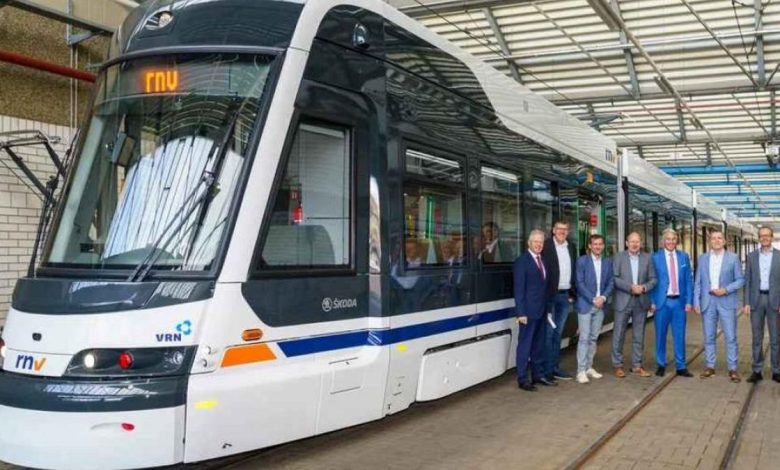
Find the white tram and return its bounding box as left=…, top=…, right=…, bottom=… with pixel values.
left=0, top=1, right=755, bottom=469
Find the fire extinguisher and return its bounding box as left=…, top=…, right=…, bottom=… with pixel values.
left=290, top=186, right=303, bottom=225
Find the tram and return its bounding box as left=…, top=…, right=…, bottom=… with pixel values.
left=0, top=1, right=755, bottom=469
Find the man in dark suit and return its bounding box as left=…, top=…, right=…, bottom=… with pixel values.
left=744, top=227, right=780, bottom=383
left=542, top=221, right=577, bottom=381
left=611, top=232, right=657, bottom=378
left=574, top=234, right=614, bottom=384
left=513, top=229, right=551, bottom=391
left=650, top=228, right=694, bottom=377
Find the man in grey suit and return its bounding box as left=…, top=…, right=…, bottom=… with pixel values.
left=744, top=227, right=780, bottom=383
left=612, top=232, right=657, bottom=378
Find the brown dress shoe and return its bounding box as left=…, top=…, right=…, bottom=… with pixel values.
left=615, top=367, right=626, bottom=378
left=729, top=370, right=742, bottom=383
left=700, top=368, right=716, bottom=378
left=631, top=367, right=652, bottom=377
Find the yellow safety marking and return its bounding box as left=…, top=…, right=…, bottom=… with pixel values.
left=396, top=344, right=408, bottom=352
left=194, top=400, right=219, bottom=410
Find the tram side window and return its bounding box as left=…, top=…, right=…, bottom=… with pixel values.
left=259, top=123, right=351, bottom=269
left=527, top=179, right=553, bottom=235
left=480, top=166, right=521, bottom=264
left=403, top=149, right=465, bottom=268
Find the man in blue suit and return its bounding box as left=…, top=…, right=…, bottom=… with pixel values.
left=513, top=229, right=551, bottom=391
left=574, top=234, right=614, bottom=384
left=694, top=230, right=745, bottom=382
left=651, top=228, right=694, bottom=377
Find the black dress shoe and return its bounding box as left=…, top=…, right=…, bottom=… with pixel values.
left=772, top=373, right=780, bottom=383
left=676, top=368, right=693, bottom=378
left=655, top=366, right=666, bottom=377
left=518, top=381, right=537, bottom=392
left=534, top=377, right=558, bottom=386
left=747, top=372, right=763, bottom=383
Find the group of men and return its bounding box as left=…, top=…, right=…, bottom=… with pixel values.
left=513, top=221, right=780, bottom=391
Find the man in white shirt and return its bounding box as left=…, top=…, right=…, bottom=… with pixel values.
left=574, top=234, right=614, bottom=384
left=694, top=230, right=745, bottom=382
left=744, top=227, right=780, bottom=383
left=541, top=221, right=577, bottom=381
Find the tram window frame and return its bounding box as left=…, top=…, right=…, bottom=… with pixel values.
left=401, top=142, right=468, bottom=271
left=479, top=163, right=522, bottom=266
left=252, top=117, right=356, bottom=277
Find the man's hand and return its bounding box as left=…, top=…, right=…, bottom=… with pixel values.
left=516, top=316, right=528, bottom=325
left=685, top=304, right=694, bottom=314
left=743, top=305, right=751, bottom=315
left=694, top=306, right=701, bottom=314
left=650, top=303, right=656, bottom=313
left=710, top=288, right=728, bottom=297
left=631, top=284, right=644, bottom=295
left=593, top=297, right=605, bottom=309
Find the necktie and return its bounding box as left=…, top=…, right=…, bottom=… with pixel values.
left=535, top=255, right=546, bottom=280
left=669, top=252, right=678, bottom=295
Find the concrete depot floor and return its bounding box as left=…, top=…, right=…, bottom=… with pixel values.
left=2, top=311, right=777, bottom=470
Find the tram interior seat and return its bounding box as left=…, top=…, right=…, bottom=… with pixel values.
left=263, top=224, right=335, bottom=266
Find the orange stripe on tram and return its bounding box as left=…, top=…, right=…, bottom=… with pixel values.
left=221, top=344, right=276, bottom=368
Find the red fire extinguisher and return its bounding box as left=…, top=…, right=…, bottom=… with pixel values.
left=290, top=187, right=303, bottom=225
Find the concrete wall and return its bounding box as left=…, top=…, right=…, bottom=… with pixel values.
left=0, top=4, right=127, bottom=323
left=0, top=5, right=111, bottom=126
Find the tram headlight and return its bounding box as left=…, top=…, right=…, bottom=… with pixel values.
left=65, top=346, right=196, bottom=378
left=0, top=337, right=6, bottom=368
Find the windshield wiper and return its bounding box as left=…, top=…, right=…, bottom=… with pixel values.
left=126, top=99, right=243, bottom=282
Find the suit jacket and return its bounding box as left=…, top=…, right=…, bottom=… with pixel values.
left=745, top=248, right=780, bottom=311
left=575, top=254, right=614, bottom=314
left=482, top=240, right=513, bottom=264
left=513, top=251, right=549, bottom=320
left=650, top=250, right=693, bottom=309
left=542, top=237, right=577, bottom=297
left=613, top=250, right=657, bottom=311
left=694, top=251, right=745, bottom=312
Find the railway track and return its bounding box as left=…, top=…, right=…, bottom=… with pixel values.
left=564, top=318, right=763, bottom=470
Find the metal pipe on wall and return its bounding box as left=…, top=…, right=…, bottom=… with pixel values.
left=0, top=49, right=96, bottom=82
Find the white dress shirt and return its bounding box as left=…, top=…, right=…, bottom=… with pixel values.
left=555, top=240, right=572, bottom=290
left=629, top=252, right=640, bottom=285
left=709, top=250, right=724, bottom=290
left=592, top=254, right=602, bottom=298
left=665, top=249, right=679, bottom=295
left=759, top=249, right=773, bottom=291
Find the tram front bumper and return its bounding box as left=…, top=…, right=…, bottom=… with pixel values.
left=0, top=371, right=187, bottom=470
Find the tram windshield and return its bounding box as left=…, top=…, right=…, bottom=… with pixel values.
left=43, top=53, right=274, bottom=273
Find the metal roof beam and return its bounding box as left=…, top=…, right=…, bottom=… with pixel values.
left=661, top=163, right=780, bottom=175
left=701, top=191, right=780, bottom=197
left=610, top=0, right=639, bottom=99
left=482, top=7, right=522, bottom=84
left=686, top=180, right=780, bottom=187
left=614, top=131, right=769, bottom=147
left=397, top=0, right=535, bottom=17
left=756, top=0, right=766, bottom=86
left=772, top=90, right=777, bottom=139
left=678, top=0, right=759, bottom=88
left=487, top=28, right=780, bottom=66
left=676, top=100, right=687, bottom=143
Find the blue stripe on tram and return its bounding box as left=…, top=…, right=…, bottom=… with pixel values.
left=277, top=308, right=515, bottom=357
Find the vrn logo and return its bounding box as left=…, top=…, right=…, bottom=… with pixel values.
left=15, top=354, right=46, bottom=372
left=156, top=320, right=193, bottom=343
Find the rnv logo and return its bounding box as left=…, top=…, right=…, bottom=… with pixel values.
left=15, top=355, right=47, bottom=371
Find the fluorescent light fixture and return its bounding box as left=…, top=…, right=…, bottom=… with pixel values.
left=586, top=0, right=621, bottom=31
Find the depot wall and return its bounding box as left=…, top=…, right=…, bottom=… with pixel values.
left=0, top=5, right=114, bottom=324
